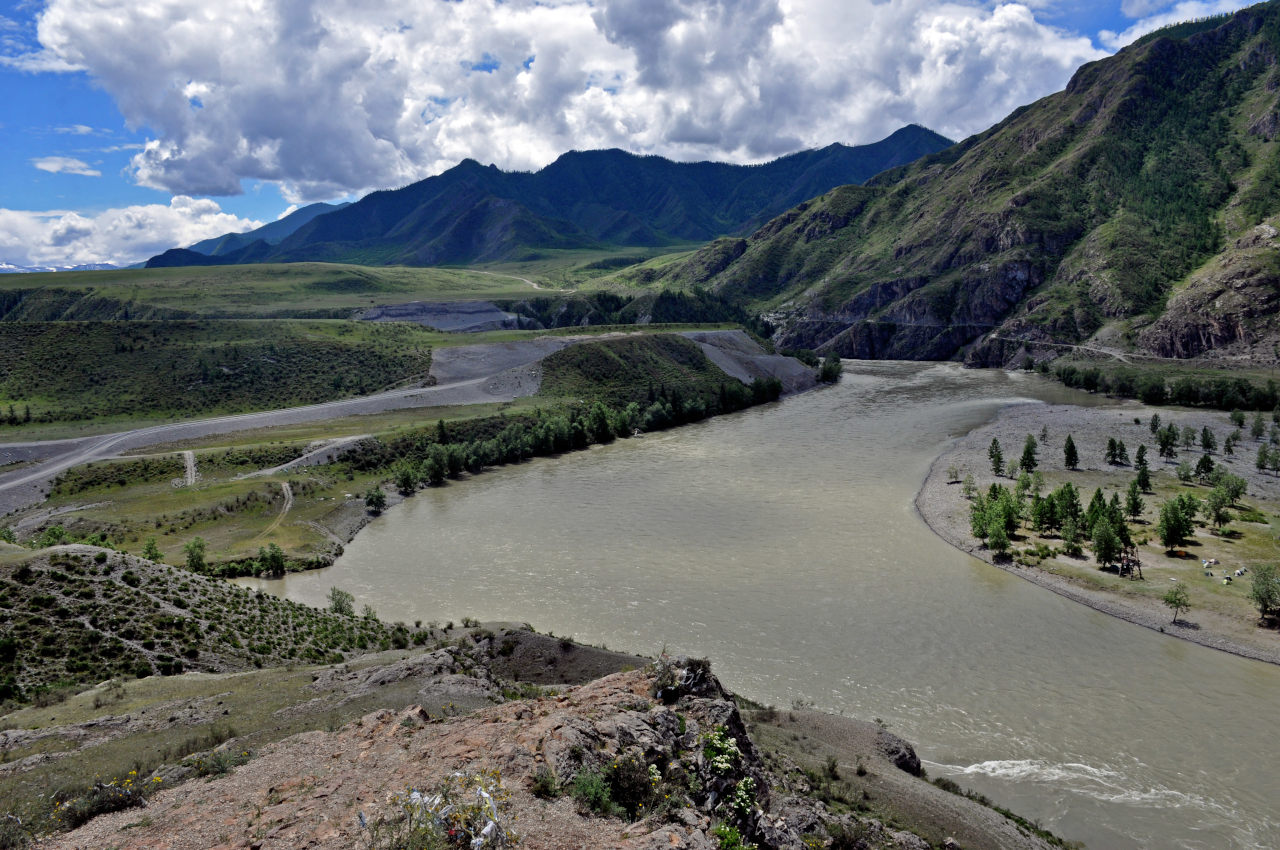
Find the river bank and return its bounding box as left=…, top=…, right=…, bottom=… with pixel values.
left=914, top=395, right=1280, bottom=666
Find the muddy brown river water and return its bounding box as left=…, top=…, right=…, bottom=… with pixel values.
left=239, top=361, right=1280, bottom=849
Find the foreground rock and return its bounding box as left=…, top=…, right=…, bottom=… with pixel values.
left=37, top=657, right=1057, bottom=850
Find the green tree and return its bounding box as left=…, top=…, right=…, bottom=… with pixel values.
left=1020, top=434, right=1039, bottom=472
left=988, top=438, right=1004, bottom=476
left=1063, top=434, right=1079, bottom=470
left=1194, top=453, right=1216, bottom=482
left=987, top=522, right=1010, bottom=556
left=1157, top=424, right=1179, bottom=459
left=1030, top=494, right=1057, bottom=533
left=1125, top=479, right=1145, bottom=521
left=1137, top=462, right=1152, bottom=493
left=1181, top=425, right=1197, bottom=450
left=327, top=586, right=355, bottom=617
left=1156, top=501, right=1190, bottom=550
left=1248, top=563, right=1280, bottom=621
left=183, top=536, right=206, bottom=572
left=1200, top=427, right=1217, bottom=454
left=1230, top=409, right=1246, bottom=428
left=1149, top=413, right=1161, bottom=435
left=1115, top=439, right=1129, bottom=465
left=1252, top=411, right=1266, bottom=440
left=1092, top=517, right=1122, bottom=566
left=1256, top=444, right=1271, bottom=475
left=257, top=542, right=286, bottom=576
left=141, top=537, right=163, bottom=562
left=1162, top=584, right=1190, bottom=624
left=394, top=461, right=418, bottom=495
left=1061, top=517, right=1083, bottom=557
left=1176, top=461, right=1193, bottom=483
left=1205, top=486, right=1232, bottom=532
left=1083, top=487, right=1108, bottom=535
left=1105, top=437, right=1119, bottom=465
left=969, top=493, right=990, bottom=540
left=364, top=486, right=387, bottom=514
left=1053, top=481, right=1082, bottom=526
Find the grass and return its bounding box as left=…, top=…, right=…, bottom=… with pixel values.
left=0, top=319, right=433, bottom=425
left=472, top=244, right=703, bottom=290
left=0, top=263, right=539, bottom=318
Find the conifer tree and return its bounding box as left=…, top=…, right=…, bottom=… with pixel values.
left=1020, top=434, right=1039, bottom=472
left=989, top=437, right=1004, bottom=476
left=1063, top=434, right=1079, bottom=470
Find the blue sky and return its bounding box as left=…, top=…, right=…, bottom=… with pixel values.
left=0, top=0, right=1257, bottom=267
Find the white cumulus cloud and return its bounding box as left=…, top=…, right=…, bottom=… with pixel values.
left=1101, top=0, right=1253, bottom=49
left=31, top=155, right=101, bottom=176
left=7, top=0, right=1110, bottom=203
left=0, top=197, right=262, bottom=268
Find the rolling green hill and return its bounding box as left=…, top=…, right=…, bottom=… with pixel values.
left=651, top=3, right=1280, bottom=364
left=0, top=320, right=432, bottom=422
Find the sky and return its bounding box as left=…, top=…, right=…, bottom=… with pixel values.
left=0, top=0, right=1259, bottom=268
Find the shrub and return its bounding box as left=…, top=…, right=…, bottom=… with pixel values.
left=52, top=771, right=162, bottom=829
left=570, top=770, right=618, bottom=817
left=531, top=766, right=559, bottom=799
left=713, top=823, right=756, bottom=850
left=702, top=727, right=742, bottom=774
left=606, top=752, right=659, bottom=819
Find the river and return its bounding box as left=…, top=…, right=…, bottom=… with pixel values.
left=238, top=361, right=1280, bottom=849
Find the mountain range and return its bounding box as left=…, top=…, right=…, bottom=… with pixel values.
left=654, top=4, right=1280, bottom=364
left=146, top=125, right=952, bottom=268
left=0, top=261, right=117, bottom=275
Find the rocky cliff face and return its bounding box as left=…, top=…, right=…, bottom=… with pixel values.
left=1137, top=222, right=1280, bottom=363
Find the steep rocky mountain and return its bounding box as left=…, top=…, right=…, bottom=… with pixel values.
left=657, top=4, right=1280, bottom=363
left=145, top=126, right=951, bottom=268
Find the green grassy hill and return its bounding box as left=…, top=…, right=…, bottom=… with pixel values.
left=0, top=262, right=537, bottom=319
left=0, top=320, right=432, bottom=423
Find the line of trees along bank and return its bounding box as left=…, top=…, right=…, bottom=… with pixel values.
left=345, top=375, right=783, bottom=497
left=1046, top=362, right=1280, bottom=412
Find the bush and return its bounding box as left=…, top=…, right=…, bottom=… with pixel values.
left=606, top=752, right=660, bottom=820
left=531, top=766, right=559, bottom=799
left=52, top=771, right=162, bottom=829
left=570, top=770, right=618, bottom=817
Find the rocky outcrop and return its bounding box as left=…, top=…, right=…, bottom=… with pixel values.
left=1138, top=222, right=1280, bottom=362
left=42, top=658, right=948, bottom=850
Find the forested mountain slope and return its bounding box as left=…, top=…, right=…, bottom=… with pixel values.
left=655, top=3, right=1280, bottom=364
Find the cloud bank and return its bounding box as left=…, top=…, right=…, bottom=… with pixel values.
left=16, top=0, right=1110, bottom=202
left=0, top=197, right=261, bottom=268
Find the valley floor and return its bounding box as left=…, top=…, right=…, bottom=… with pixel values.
left=915, top=397, right=1280, bottom=666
